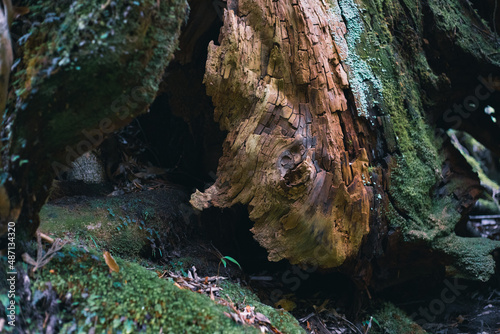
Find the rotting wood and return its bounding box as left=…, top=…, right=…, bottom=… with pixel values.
left=193, top=1, right=373, bottom=268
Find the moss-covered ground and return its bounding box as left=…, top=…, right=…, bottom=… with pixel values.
left=371, top=302, right=426, bottom=334
left=23, top=246, right=259, bottom=333
left=9, top=188, right=305, bottom=333
left=0, top=238, right=304, bottom=333
left=39, top=188, right=194, bottom=259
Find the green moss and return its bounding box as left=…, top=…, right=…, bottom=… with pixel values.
left=427, top=0, right=500, bottom=67
left=219, top=281, right=306, bottom=334
left=31, top=246, right=258, bottom=333
left=433, top=235, right=498, bottom=281
left=2, top=0, right=188, bottom=241
left=39, top=189, right=191, bottom=259
left=371, top=302, right=427, bottom=334
left=327, top=0, right=500, bottom=279
left=331, top=0, right=448, bottom=235
left=11, top=0, right=188, bottom=152
left=40, top=201, right=148, bottom=258
left=333, top=0, right=450, bottom=232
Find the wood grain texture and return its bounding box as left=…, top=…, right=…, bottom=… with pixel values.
left=193, top=1, right=374, bottom=268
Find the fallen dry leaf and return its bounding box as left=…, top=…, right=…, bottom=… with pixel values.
left=275, top=298, right=296, bottom=311
left=255, top=312, right=271, bottom=324
left=103, top=251, right=120, bottom=273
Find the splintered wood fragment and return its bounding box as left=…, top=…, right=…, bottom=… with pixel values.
left=191, top=266, right=199, bottom=280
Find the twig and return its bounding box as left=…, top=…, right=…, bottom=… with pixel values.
left=313, top=315, right=333, bottom=334
left=326, top=310, right=363, bottom=334
left=298, top=312, right=315, bottom=323
left=25, top=231, right=68, bottom=272
left=342, top=317, right=363, bottom=334
left=101, top=0, right=111, bottom=10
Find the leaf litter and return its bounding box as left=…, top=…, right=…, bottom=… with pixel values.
left=160, top=266, right=284, bottom=333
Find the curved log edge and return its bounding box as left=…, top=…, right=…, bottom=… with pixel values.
left=191, top=0, right=500, bottom=283
left=0, top=0, right=189, bottom=242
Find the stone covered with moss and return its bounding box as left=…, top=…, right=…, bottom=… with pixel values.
left=39, top=188, right=195, bottom=259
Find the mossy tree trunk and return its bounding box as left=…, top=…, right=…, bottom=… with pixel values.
left=191, top=0, right=500, bottom=286
left=0, top=0, right=188, bottom=245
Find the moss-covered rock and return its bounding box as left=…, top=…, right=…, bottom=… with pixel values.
left=39, top=188, right=195, bottom=259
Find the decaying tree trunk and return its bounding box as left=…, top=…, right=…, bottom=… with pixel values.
left=0, top=0, right=14, bottom=114
left=191, top=0, right=500, bottom=286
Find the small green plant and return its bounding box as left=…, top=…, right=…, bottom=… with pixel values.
left=217, top=255, right=242, bottom=277
left=363, top=316, right=380, bottom=333
left=89, top=235, right=100, bottom=250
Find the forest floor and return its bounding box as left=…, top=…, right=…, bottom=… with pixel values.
left=11, top=185, right=500, bottom=334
